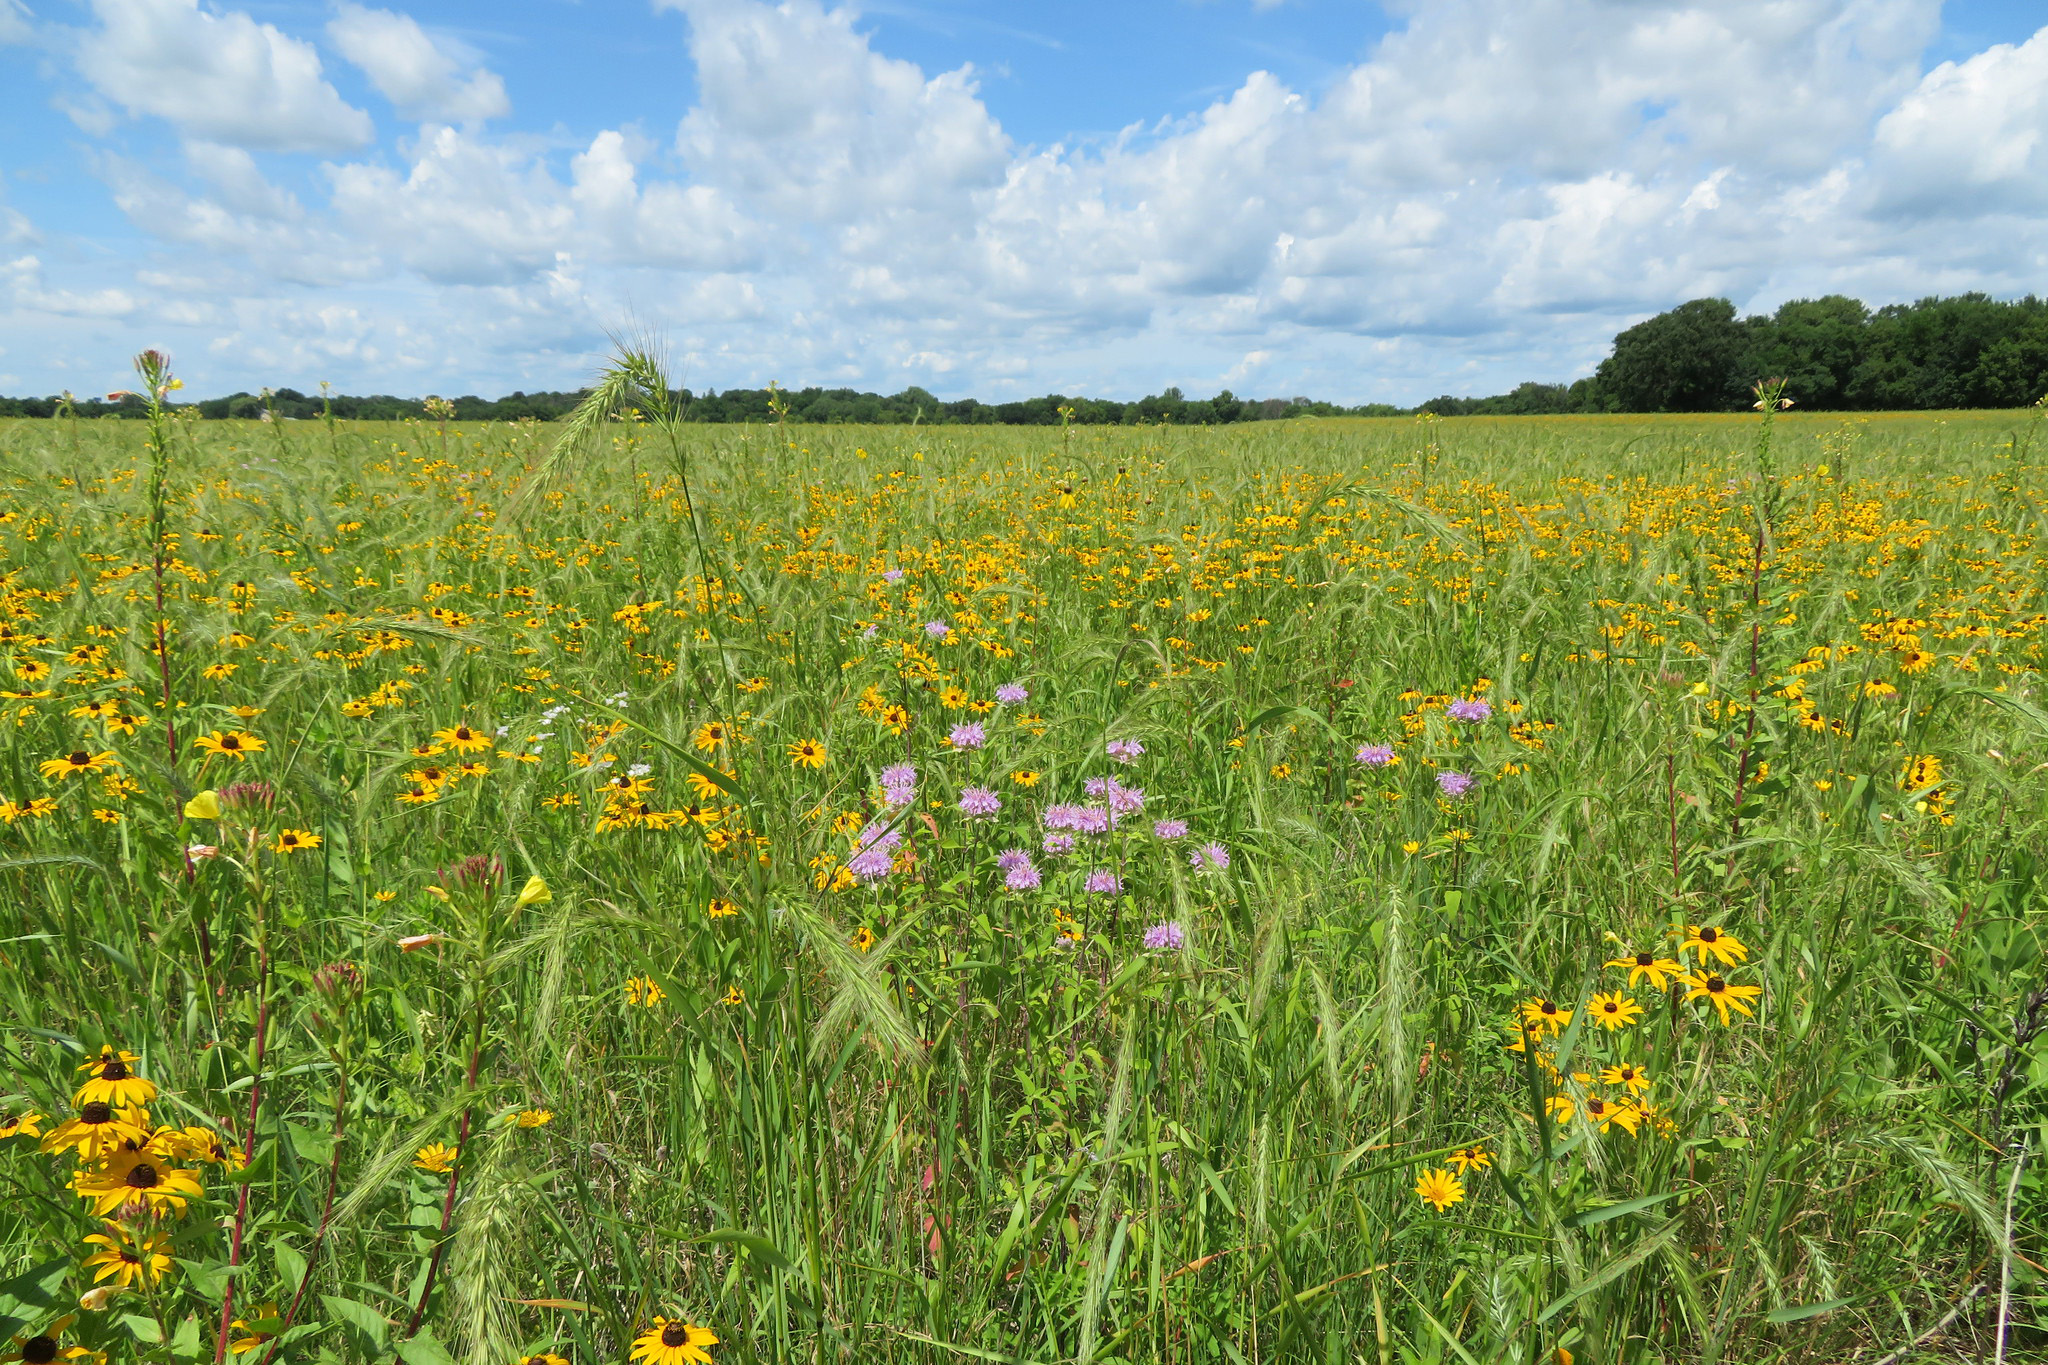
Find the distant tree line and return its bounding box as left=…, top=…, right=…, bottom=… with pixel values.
left=3, top=292, right=2043, bottom=422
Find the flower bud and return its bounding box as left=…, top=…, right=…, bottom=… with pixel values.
left=515, top=875, right=551, bottom=908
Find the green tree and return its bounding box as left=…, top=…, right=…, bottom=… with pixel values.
left=1594, top=297, right=1748, bottom=411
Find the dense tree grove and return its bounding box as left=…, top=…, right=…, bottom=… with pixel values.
left=5, top=292, right=2045, bottom=422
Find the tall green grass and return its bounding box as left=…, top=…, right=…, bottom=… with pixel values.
left=0, top=399, right=2040, bottom=1365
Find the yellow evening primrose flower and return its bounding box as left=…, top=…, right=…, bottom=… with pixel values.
left=516, top=875, right=551, bottom=907
left=1413, top=1167, right=1464, bottom=1212
left=182, top=790, right=220, bottom=819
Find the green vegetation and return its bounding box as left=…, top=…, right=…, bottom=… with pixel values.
left=0, top=373, right=2042, bottom=1365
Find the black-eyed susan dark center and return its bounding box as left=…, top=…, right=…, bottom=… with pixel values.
left=1705, top=976, right=1727, bottom=993
left=660, top=1324, right=691, bottom=1349
left=1634, top=952, right=1655, bottom=967
left=1539, top=1000, right=1559, bottom=1017
left=22, top=1336, right=58, bottom=1365
left=1599, top=1000, right=1621, bottom=1015
left=125, top=1162, right=161, bottom=1190
left=1698, top=928, right=1719, bottom=944
left=80, top=1101, right=113, bottom=1125
left=220, top=735, right=243, bottom=751
left=67, top=751, right=90, bottom=767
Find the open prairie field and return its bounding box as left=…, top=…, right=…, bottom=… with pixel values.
left=0, top=393, right=2042, bottom=1365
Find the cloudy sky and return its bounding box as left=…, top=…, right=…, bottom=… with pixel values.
left=1, top=0, right=2044, bottom=404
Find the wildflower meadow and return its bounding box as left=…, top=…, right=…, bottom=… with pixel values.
left=0, top=352, right=2043, bottom=1365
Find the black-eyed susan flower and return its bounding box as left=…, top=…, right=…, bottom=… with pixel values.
left=1413, top=1168, right=1464, bottom=1212
left=1585, top=992, right=1642, bottom=1031
left=1446, top=1145, right=1491, bottom=1174
left=510, top=1109, right=553, bottom=1129
left=39, top=751, right=116, bottom=781
left=40, top=1104, right=148, bottom=1161
left=226, top=1304, right=282, bottom=1356
left=1605, top=950, right=1682, bottom=990
left=1010, top=770, right=1040, bottom=787
left=719, top=985, right=745, bottom=1007
left=629, top=1318, right=717, bottom=1365
left=850, top=925, right=876, bottom=953
left=192, top=731, right=264, bottom=761
left=786, top=738, right=827, bottom=769
left=1582, top=1096, right=1640, bottom=1136
left=690, top=722, right=728, bottom=753
left=1600, top=1062, right=1651, bottom=1096
left=1682, top=972, right=1761, bottom=1025
left=271, top=829, right=321, bottom=855
left=1544, top=1094, right=1578, bottom=1125
left=0, top=1109, right=44, bottom=1140
left=74, top=1048, right=157, bottom=1108
left=519, top=1355, right=569, bottom=1365
left=72, top=1148, right=204, bottom=1216
left=432, top=724, right=492, bottom=753
left=9, top=1316, right=83, bottom=1365
left=1517, top=997, right=1572, bottom=1036
left=413, top=1142, right=458, bottom=1173
left=623, top=976, right=666, bottom=1007
left=1679, top=924, right=1747, bottom=967
left=81, top=1227, right=172, bottom=1289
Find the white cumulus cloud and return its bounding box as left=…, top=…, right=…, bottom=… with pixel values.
left=325, top=3, right=510, bottom=123
left=75, top=0, right=373, bottom=152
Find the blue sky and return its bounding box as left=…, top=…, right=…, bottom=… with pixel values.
left=2, top=0, right=2045, bottom=402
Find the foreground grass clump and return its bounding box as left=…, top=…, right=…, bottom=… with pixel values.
left=0, top=362, right=2043, bottom=1365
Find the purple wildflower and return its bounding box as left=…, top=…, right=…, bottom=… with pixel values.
left=1106, top=783, right=1145, bottom=815
left=1355, top=743, right=1396, bottom=767
left=959, top=786, right=1002, bottom=817
left=996, top=848, right=1032, bottom=872
left=882, top=568, right=905, bottom=584
left=924, top=619, right=949, bottom=639
left=880, top=763, right=917, bottom=790
left=1446, top=698, right=1493, bottom=722
left=1004, top=861, right=1043, bottom=891
left=948, top=722, right=987, bottom=750
left=1043, top=831, right=1077, bottom=857
left=1042, top=803, right=1084, bottom=831
left=1106, top=738, right=1145, bottom=764
left=1072, top=806, right=1112, bottom=835
left=1084, top=869, right=1124, bottom=895
left=1143, top=921, right=1186, bottom=951
left=995, top=682, right=1029, bottom=705
left=1153, top=818, right=1189, bottom=840
left=883, top=785, right=915, bottom=809
left=861, top=623, right=879, bottom=640
left=1436, top=770, right=1475, bottom=798
left=1189, top=841, right=1230, bottom=873
left=847, top=822, right=902, bottom=882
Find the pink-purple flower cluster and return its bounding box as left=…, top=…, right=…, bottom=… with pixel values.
left=1445, top=697, right=1493, bottom=722
left=948, top=722, right=987, bottom=750
left=997, top=848, right=1041, bottom=890
left=1143, top=921, right=1186, bottom=951
left=1355, top=743, right=1396, bottom=767
left=1106, top=737, right=1145, bottom=764
left=1436, top=770, right=1475, bottom=798
left=880, top=762, right=916, bottom=809
left=995, top=682, right=1029, bottom=705
left=847, top=821, right=903, bottom=881
left=958, top=786, right=1002, bottom=817
left=1188, top=841, right=1229, bottom=873
left=1084, top=869, right=1125, bottom=895
left=924, top=619, right=949, bottom=639
left=1152, top=818, right=1189, bottom=840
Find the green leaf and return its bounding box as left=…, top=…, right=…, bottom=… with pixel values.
left=271, top=1240, right=308, bottom=1293
left=0, top=1258, right=71, bottom=1335
left=119, top=1314, right=164, bottom=1344
left=1765, top=1298, right=1853, bottom=1323
left=1563, top=1189, right=1683, bottom=1227
left=168, top=1314, right=205, bottom=1362
left=396, top=1327, right=458, bottom=1365
left=696, top=1229, right=793, bottom=1273
left=320, top=1294, right=391, bottom=1354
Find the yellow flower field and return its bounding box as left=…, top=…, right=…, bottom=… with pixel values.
left=0, top=358, right=2041, bottom=1364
